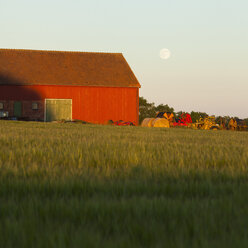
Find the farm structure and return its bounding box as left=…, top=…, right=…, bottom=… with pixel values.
left=0, top=49, right=140, bottom=124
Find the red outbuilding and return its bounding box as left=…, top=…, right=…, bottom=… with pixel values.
left=0, top=49, right=141, bottom=124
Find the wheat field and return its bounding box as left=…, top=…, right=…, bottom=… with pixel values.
left=0, top=120, right=248, bottom=248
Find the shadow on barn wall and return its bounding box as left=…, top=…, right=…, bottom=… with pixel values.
left=0, top=74, right=46, bottom=121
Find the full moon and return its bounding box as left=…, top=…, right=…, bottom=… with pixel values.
left=160, top=48, right=171, bottom=60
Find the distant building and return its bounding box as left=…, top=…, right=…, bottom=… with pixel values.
left=0, top=49, right=140, bottom=124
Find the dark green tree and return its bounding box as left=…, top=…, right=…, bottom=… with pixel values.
left=155, top=104, right=174, bottom=113
left=139, top=97, right=156, bottom=124
left=190, top=111, right=208, bottom=123
left=139, top=96, right=247, bottom=125
left=139, top=97, right=174, bottom=124
left=244, top=118, right=248, bottom=126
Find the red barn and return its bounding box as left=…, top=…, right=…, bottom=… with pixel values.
left=0, top=49, right=140, bottom=124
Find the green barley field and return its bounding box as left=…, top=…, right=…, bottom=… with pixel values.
left=0, top=120, right=248, bottom=248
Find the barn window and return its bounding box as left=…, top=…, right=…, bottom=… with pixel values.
left=0, top=102, right=3, bottom=110
left=32, top=102, right=38, bottom=110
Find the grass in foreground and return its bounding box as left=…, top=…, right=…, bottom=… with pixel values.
left=0, top=121, right=248, bottom=248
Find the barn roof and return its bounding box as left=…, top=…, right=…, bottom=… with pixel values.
left=0, top=49, right=141, bottom=88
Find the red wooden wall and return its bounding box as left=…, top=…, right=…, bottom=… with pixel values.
left=0, top=85, right=139, bottom=125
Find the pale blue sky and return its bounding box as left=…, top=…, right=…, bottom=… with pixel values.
left=1, top=0, right=247, bottom=117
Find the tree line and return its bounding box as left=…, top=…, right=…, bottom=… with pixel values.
left=139, top=96, right=248, bottom=125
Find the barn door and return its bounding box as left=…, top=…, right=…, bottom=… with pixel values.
left=45, top=99, right=72, bottom=122
left=14, top=101, right=22, bottom=118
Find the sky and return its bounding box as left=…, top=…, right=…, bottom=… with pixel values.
left=1, top=0, right=247, bottom=118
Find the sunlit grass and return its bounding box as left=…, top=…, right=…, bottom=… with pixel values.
left=0, top=121, right=248, bottom=247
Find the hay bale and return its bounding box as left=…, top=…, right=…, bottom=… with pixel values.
left=152, top=118, right=170, bottom=128
left=141, top=118, right=155, bottom=127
